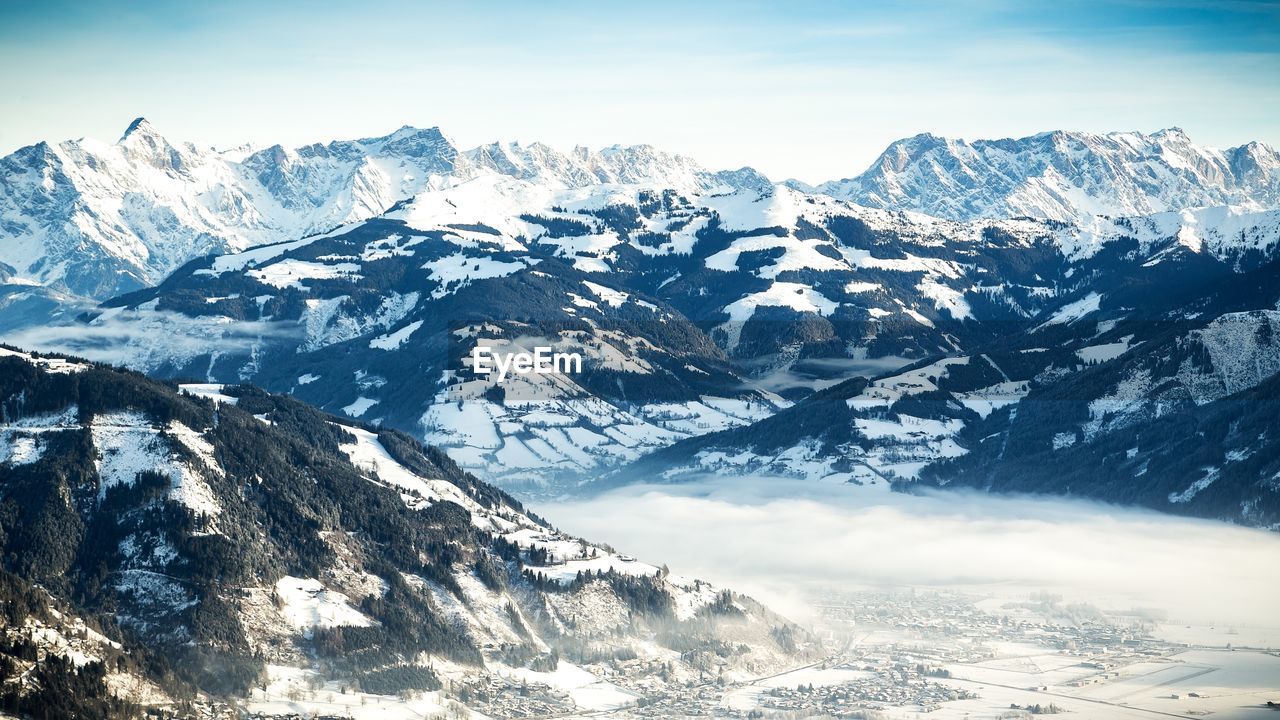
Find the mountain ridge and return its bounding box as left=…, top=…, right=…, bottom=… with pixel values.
left=0, top=118, right=764, bottom=305
left=817, top=127, right=1280, bottom=222
left=5, top=120, right=1279, bottom=313
left=607, top=255, right=1280, bottom=529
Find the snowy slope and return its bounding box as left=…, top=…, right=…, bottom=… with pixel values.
left=0, top=348, right=813, bottom=717
left=7, top=121, right=1280, bottom=506
left=25, top=202, right=790, bottom=492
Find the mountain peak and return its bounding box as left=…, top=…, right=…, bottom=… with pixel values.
left=118, top=116, right=160, bottom=143
left=898, top=132, right=948, bottom=148
left=372, top=125, right=456, bottom=166
left=372, top=124, right=451, bottom=148
left=387, top=124, right=443, bottom=140
left=114, top=116, right=191, bottom=173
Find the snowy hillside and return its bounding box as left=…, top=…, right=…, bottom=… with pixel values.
left=818, top=128, right=1280, bottom=222
left=615, top=258, right=1280, bottom=528
left=38, top=202, right=789, bottom=491
left=0, top=346, right=812, bottom=717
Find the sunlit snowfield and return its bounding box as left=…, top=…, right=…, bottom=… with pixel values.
left=540, top=479, right=1280, bottom=719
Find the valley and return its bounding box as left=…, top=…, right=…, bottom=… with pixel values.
left=540, top=479, right=1280, bottom=718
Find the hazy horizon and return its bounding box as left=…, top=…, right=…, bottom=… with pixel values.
left=12, top=116, right=1274, bottom=186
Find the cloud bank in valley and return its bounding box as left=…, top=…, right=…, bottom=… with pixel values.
left=539, top=477, right=1280, bottom=628
left=0, top=310, right=303, bottom=370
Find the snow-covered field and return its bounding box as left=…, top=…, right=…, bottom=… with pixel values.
left=244, top=664, right=470, bottom=720
left=497, top=661, right=639, bottom=711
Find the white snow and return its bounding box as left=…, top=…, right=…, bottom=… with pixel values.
left=538, top=232, right=620, bottom=272
left=955, top=381, right=1030, bottom=419
left=1041, top=292, right=1102, bottom=326
left=360, top=232, right=424, bottom=261
left=0, top=434, right=43, bottom=465
left=1076, top=336, right=1134, bottom=364
left=581, top=280, right=629, bottom=307
left=855, top=415, right=964, bottom=441
left=337, top=425, right=487, bottom=516
left=274, top=577, right=375, bottom=633
left=90, top=411, right=223, bottom=525
left=702, top=185, right=828, bottom=232
left=917, top=278, right=972, bottom=320
left=900, top=305, right=935, bottom=327
left=1180, top=311, right=1280, bottom=403
left=245, top=664, right=457, bottom=720
left=423, top=252, right=528, bottom=298
left=1053, top=432, right=1078, bottom=450
left=178, top=383, right=239, bottom=405
left=0, top=347, right=89, bottom=373
left=704, top=230, right=848, bottom=278
left=1085, top=369, right=1153, bottom=439
left=369, top=320, right=422, bottom=350
left=298, top=291, right=420, bottom=352
left=341, top=397, right=379, bottom=418
left=723, top=282, right=838, bottom=323
left=246, top=259, right=361, bottom=289
left=844, top=280, right=881, bottom=293
left=498, top=661, right=639, bottom=711
left=1169, top=467, right=1219, bottom=504
left=1064, top=206, right=1280, bottom=261
left=201, top=223, right=369, bottom=276
left=848, top=357, right=970, bottom=410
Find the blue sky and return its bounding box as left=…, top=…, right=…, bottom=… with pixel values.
left=1, top=0, right=1277, bottom=181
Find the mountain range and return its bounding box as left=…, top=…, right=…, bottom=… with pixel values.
left=814, top=128, right=1280, bottom=222
left=3, top=120, right=1280, bottom=527
left=4, top=120, right=1277, bottom=306
left=0, top=119, right=762, bottom=305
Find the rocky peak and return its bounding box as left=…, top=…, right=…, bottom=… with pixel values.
left=116, top=116, right=189, bottom=172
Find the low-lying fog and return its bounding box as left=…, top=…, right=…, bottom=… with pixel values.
left=537, top=478, right=1280, bottom=636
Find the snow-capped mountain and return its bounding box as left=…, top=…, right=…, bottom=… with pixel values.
left=4, top=120, right=1277, bottom=311
left=0, top=119, right=757, bottom=304
left=464, top=139, right=769, bottom=194
left=0, top=346, right=810, bottom=716
left=817, top=128, right=1280, bottom=222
